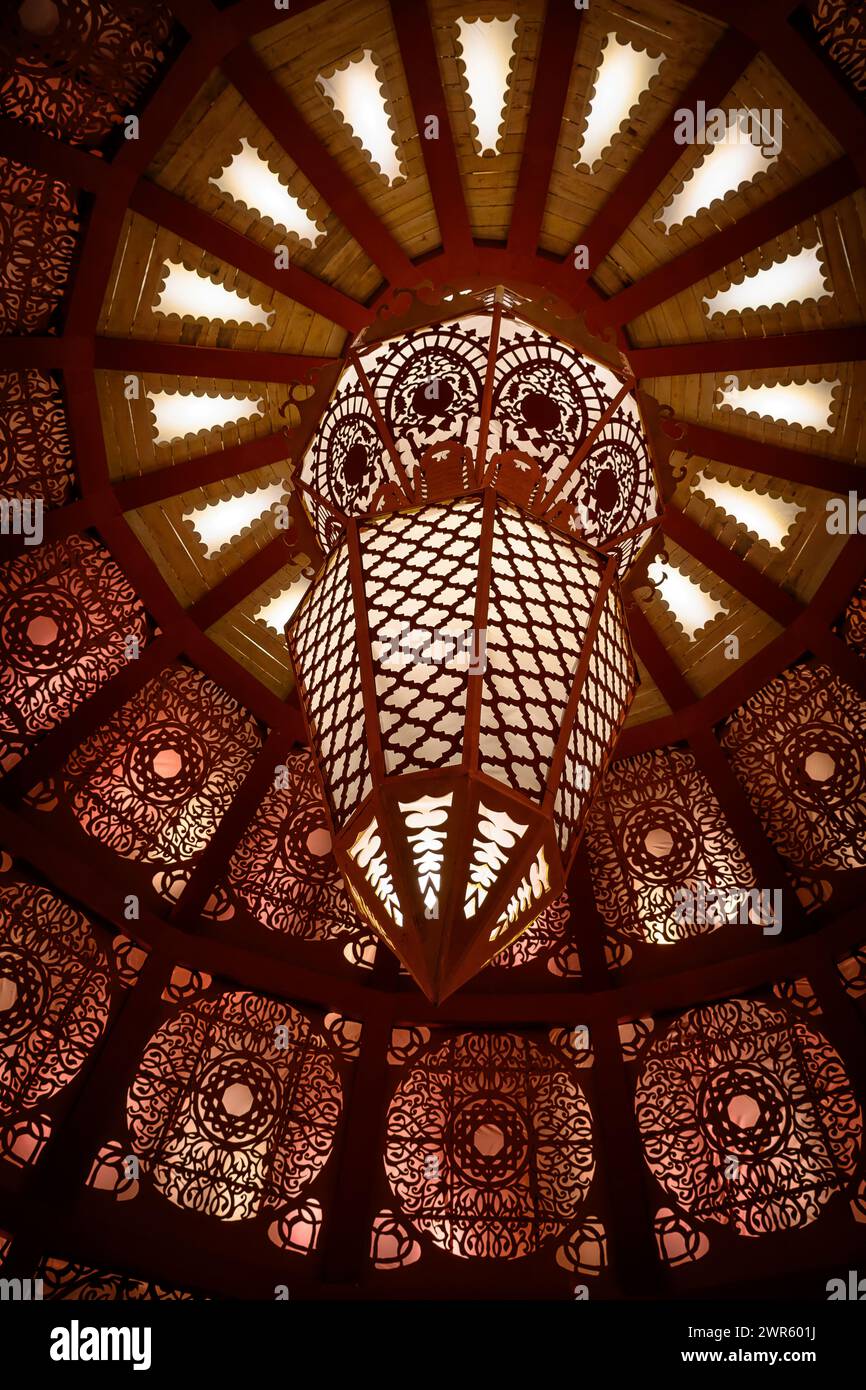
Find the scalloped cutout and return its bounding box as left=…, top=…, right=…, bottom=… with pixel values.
left=659, top=118, right=779, bottom=231
left=575, top=33, right=665, bottom=172
left=209, top=137, right=326, bottom=247
left=647, top=558, right=728, bottom=641
left=145, top=386, right=265, bottom=446
left=692, top=471, right=804, bottom=550
left=703, top=243, right=832, bottom=319
left=183, top=480, right=290, bottom=559
left=454, top=15, right=519, bottom=157
left=253, top=573, right=313, bottom=635
left=316, top=50, right=405, bottom=185
left=717, top=377, right=840, bottom=432
left=153, top=259, right=273, bottom=328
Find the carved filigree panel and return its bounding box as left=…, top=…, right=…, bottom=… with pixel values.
left=586, top=747, right=755, bottom=944
left=62, top=664, right=261, bottom=881
left=0, top=369, right=75, bottom=505
left=0, top=534, right=148, bottom=771
left=721, top=663, right=866, bottom=872
left=126, top=988, right=342, bottom=1223
left=384, top=1031, right=595, bottom=1260
left=634, top=996, right=862, bottom=1240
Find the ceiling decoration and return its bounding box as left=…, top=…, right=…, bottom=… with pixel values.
left=0, top=0, right=864, bottom=1306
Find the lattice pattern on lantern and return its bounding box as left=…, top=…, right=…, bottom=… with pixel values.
left=299, top=308, right=658, bottom=562
left=288, top=488, right=634, bottom=999
left=384, top=1032, right=595, bottom=1259
left=0, top=369, right=74, bottom=505
left=634, top=997, right=862, bottom=1238
left=363, top=496, right=483, bottom=777
left=721, top=663, right=866, bottom=873
left=554, top=586, right=634, bottom=855
left=0, top=158, right=78, bottom=333
left=585, top=747, right=756, bottom=944
left=222, top=753, right=370, bottom=952
left=481, top=502, right=599, bottom=797
left=37, top=1257, right=195, bottom=1301
left=0, top=535, right=148, bottom=772
left=289, top=547, right=371, bottom=827
left=0, top=1, right=174, bottom=146
left=0, top=880, right=111, bottom=1164
left=62, top=664, right=261, bottom=881
left=126, top=989, right=342, bottom=1222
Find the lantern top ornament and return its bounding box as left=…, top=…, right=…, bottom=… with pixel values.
left=286, top=294, right=665, bottom=1000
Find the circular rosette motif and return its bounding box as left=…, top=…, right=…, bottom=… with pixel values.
left=385, top=1031, right=594, bottom=1259
left=634, top=998, right=863, bottom=1237
left=0, top=881, right=110, bottom=1114
left=374, top=323, right=488, bottom=465
left=492, top=339, right=597, bottom=460
left=777, top=720, right=864, bottom=814
left=126, top=990, right=342, bottom=1222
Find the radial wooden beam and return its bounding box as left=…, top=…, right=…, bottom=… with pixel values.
left=390, top=0, right=474, bottom=266
left=114, top=432, right=293, bottom=511
left=666, top=417, right=866, bottom=496
left=0, top=336, right=71, bottom=370
left=600, top=157, right=861, bottom=328
left=630, top=327, right=866, bottom=379
left=171, top=727, right=292, bottom=927
left=186, top=531, right=300, bottom=631
left=553, top=29, right=756, bottom=304
left=223, top=44, right=421, bottom=288
left=506, top=0, right=584, bottom=258
left=129, top=179, right=371, bottom=333
left=618, top=534, right=866, bottom=755
left=662, top=506, right=803, bottom=626
left=93, top=338, right=334, bottom=383
left=626, top=601, right=695, bottom=711
left=0, top=116, right=110, bottom=194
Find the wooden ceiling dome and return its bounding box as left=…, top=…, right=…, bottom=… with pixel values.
left=0, top=0, right=865, bottom=1306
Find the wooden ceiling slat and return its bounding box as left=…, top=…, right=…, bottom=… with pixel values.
left=662, top=505, right=803, bottom=625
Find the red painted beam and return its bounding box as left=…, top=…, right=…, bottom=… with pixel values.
left=187, top=531, right=299, bottom=631
left=617, top=533, right=866, bottom=754
left=114, top=431, right=293, bottom=511
left=93, top=337, right=334, bottom=383
left=390, top=0, right=474, bottom=264
left=0, top=337, right=70, bottom=371
left=0, top=117, right=110, bottom=194
left=626, top=602, right=694, bottom=711
left=810, top=629, right=866, bottom=702
left=630, top=327, right=866, bottom=379
left=601, top=157, right=861, bottom=328
left=664, top=417, right=865, bottom=496
left=223, top=44, right=420, bottom=288
left=507, top=0, right=583, bottom=257
left=662, top=506, right=803, bottom=626
left=171, top=727, right=291, bottom=926
left=129, top=177, right=370, bottom=333
left=554, top=29, right=756, bottom=302
left=0, top=499, right=93, bottom=565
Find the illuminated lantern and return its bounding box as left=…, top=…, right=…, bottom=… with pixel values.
left=287, top=300, right=656, bottom=999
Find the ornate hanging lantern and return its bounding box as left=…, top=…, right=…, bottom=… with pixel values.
left=287, top=294, right=661, bottom=1000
